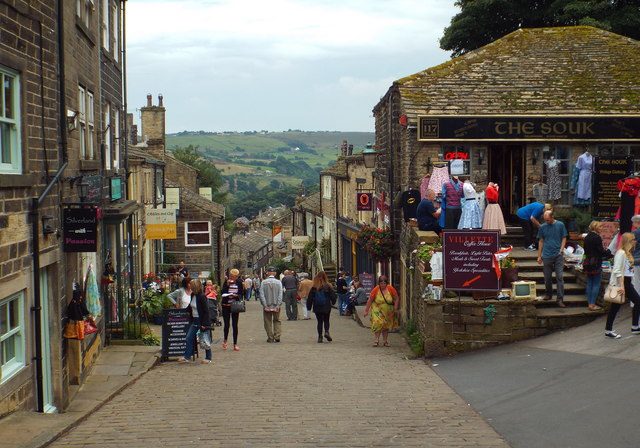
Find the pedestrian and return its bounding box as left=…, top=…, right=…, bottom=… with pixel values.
left=297, top=273, right=313, bottom=320
left=220, top=268, right=244, bottom=351
left=336, top=271, right=349, bottom=316
left=243, top=275, right=253, bottom=301
left=416, top=189, right=442, bottom=234
left=630, top=215, right=640, bottom=294
left=306, top=271, right=337, bottom=343
left=364, top=275, right=399, bottom=347
left=253, top=274, right=262, bottom=302
left=178, top=279, right=212, bottom=364
left=167, top=277, right=192, bottom=309
left=605, top=232, right=640, bottom=339
left=345, top=279, right=368, bottom=316
left=177, top=260, right=189, bottom=279
left=537, top=210, right=568, bottom=307
left=583, top=221, right=612, bottom=311
left=516, top=201, right=549, bottom=250
left=281, top=269, right=299, bottom=320
left=260, top=267, right=283, bottom=343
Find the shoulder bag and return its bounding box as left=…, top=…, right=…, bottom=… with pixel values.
left=604, top=284, right=625, bottom=304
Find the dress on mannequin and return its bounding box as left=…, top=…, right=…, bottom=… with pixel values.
left=420, top=175, right=431, bottom=199
left=458, top=181, right=483, bottom=229
left=427, top=166, right=450, bottom=195
left=482, top=183, right=506, bottom=235
left=546, top=158, right=562, bottom=201
left=570, top=166, right=591, bottom=206
left=441, top=178, right=464, bottom=229
left=532, top=182, right=549, bottom=203
left=576, top=152, right=593, bottom=200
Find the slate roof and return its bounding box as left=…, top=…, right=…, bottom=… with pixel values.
left=321, top=158, right=348, bottom=179
left=230, top=228, right=272, bottom=252
left=128, top=147, right=164, bottom=165
left=377, top=26, right=640, bottom=119
left=299, top=191, right=321, bottom=214
left=165, top=180, right=225, bottom=219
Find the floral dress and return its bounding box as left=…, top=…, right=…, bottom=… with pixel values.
left=370, top=289, right=397, bottom=332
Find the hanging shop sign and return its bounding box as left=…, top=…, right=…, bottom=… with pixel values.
left=63, top=207, right=98, bottom=252
left=292, top=235, right=310, bottom=250
left=110, top=177, right=122, bottom=201
left=199, top=187, right=212, bottom=201
left=161, top=308, right=191, bottom=360
left=165, top=187, right=180, bottom=210
left=145, top=208, right=177, bottom=239
left=357, top=193, right=373, bottom=211
left=418, top=115, right=640, bottom=141
left=442, top=230, right=500, bottom=292
left=272, top=225, right=283, bottom=243
left=593, top=157, right=633, bottom=218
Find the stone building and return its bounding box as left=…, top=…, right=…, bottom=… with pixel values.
left=224, top=227, right=273, bottom=276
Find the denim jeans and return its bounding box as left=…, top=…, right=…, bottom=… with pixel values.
left=606, top=276, right=640, bottom=331
left=586, top=273, right=602, bottom=305
left=542, top=254, right=564, bottom=299
left=338, top=293, right=349, bottom=315
left=184, top=317, right=212, bottom=361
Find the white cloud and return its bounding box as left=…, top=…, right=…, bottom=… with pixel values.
left=126, top=0, right=458, bottom=131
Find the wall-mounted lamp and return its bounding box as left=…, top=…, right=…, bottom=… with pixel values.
left=66, top=109, right=79, bottom=132
left=362, top=142, right=377, bottom=169
left=477, top=149, right=485, bottom=165
left=532, top=148, right=540, bottom=165
left=78, top=179, right=90, bottom=203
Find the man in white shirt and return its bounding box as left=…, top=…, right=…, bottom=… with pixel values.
left=260, top=267, right=283, bottom=343
left=243, top=276, right=253, bottom=301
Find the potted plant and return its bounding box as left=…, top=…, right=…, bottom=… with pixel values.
left=416, top=241, right=442, bottom=273
left=500, top=256, right=518, bottom=288
left=357, top=225, right=395, bottom=261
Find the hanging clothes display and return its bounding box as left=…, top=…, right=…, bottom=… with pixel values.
left=618, top=176, right=640, bottom=234
left=545, top=158, right=562, bottom=201
left=427, top=165, right=450, bottom=195
left=458, top=181, right=483, bottom=229
left=84, top=264, right=102, bottom=317
left=400, top=188, right=421, bottom=222
left=441, top=178, right=464, bottom=229
left=419, top=175, right=431, bottom=199
left=482, top=183, right=506, bottom=235
left=570, top=166, right=591, bottom=206
left=532, top=182, right=549, bottom=203
left=575, top=152, right=593, bottom=200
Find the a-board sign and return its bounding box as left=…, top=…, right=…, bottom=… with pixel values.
left=359, top=272, right=375, bottom=297
left=443, top=229, right=500, bottom=292
left=161, top=308, right=191, bottom=358
left=593, top=157, right=632, bottom=218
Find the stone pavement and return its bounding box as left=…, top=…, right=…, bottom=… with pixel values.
left=0, top=345, right=159, bottom=448
left=49, top=301, right=508, bottom=447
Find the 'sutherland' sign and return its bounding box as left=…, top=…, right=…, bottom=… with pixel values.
left=291, top=235, right=310, bottom=250
left=63, top=207, right=98, bottom=252
left=442, top=230, right=500, bottom=292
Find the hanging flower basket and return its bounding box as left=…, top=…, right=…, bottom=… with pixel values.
left=357, top=224, right=395, bottom=261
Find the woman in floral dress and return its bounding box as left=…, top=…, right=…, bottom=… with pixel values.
left=364, top=275, right=399, bottom=347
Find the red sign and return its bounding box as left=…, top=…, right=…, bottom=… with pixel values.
left=442, top=230, right=500, bottom=292
left=357, top=193, right=373, bottom=211
left=444, top=151, right=469, bottom=160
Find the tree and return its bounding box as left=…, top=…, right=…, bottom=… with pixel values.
left=171, top=144, right=227, bottom=203
left=440, top=0, right=640, bottom=57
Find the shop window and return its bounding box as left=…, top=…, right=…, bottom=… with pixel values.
left=442, top=146, right=471, bottom=176
left=597, top=145, right=640, bottom=172
left=1, top=67, right=21, bottom=174
left=1, top=292, right=25, bottom=384
left=542, top=145, right=572, bottom=204
left=185, top=221, right=211, bottom=247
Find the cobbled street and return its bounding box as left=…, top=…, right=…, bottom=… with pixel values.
left=50, top=302, right=507, bottom=447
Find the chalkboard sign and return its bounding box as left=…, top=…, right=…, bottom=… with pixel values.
left=161, top=308, right=191, bottom=359
left=443, top=230, right=500, bottom=292
left=359, top=272, right=375, bottom=297
left=593, top=157, right=632, bottom=218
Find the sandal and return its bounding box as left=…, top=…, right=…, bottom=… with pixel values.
left=373, top=341, right=379, bottom=347
left=383, top=342, right=390, bottom=347
left=222, top=341, right=228, bottom=350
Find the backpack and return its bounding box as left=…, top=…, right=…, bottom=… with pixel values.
left=314, top=289, right=328, bottom=307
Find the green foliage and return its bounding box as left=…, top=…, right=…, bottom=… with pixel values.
left=440, top=0, right=640, bottom=57
left=500, top=256, right=517, bottom=269
left=405, top=319, right=424, bottom=357
left=142, top=333, right=160, bottom=346
left=357, top=225, right=395, bottom=261
left=303, top=240, right=317, bottom=256
left=416, top=241, right=442, bottom=263
left=270, top=257, right=301, bottom=275
left=171, top=144, right=227, bottom=203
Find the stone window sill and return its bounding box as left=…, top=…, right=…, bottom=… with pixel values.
left=0, top=173, right=38, bottom=188
left=79, top=160, right=100, bottom=171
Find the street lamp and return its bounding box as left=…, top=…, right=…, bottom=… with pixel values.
left=363, top=142, right=377, bottom=169
left=78, top=179, right=90, bottom=203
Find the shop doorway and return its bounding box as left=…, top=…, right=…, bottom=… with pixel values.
left=39, top=269, right=57, bottom=413
left=489, top=145, right=525, bottom=221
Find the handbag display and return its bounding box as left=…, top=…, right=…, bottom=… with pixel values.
left=604, top=284, right=626, bottom=304
left=84, top=318, right=98, bottom=335
left=230, top=299, right=246, bottom=313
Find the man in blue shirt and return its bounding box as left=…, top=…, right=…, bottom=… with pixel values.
left=516, top=201, right=546, bottom=250
left=416, top=189, right=442, bottom=234
left=537, top=210, right=568, bottom=307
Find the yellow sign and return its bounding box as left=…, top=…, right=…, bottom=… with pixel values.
left=145, top=209, right=177, bottom=240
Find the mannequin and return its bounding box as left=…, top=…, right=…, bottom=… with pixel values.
left=532, top=176, right=549, bottom=203
left=575, top=149, right=593, bottom=201
left=458, top=179, right=483, bottom=229
left=441, top=175, right=464, bottom=229
left=427, top=162, right=450, bottom=195
left=545, top=156, right=562, bottom=201
left=482, top=182, right=506, bottom=235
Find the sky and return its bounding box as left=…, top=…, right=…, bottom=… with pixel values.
left=126, top=0, right=458, bottom=133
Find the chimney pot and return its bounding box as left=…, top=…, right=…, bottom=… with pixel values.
left=146, top=94, right=152, bottom=107
left=158, top=94, right=163, bottom=107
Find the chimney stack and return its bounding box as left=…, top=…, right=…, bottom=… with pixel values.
left=146, top=94, right=152, bottom=107
left=158, top=94, right=163, bottom=107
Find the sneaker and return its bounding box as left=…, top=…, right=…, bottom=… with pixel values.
left=200, top=359, right=212, bottom=364
left=233, top=345, right=240, bottom=352
left=525, top=244, right=537, bottom=251
left=632, top=327, right=640, bottom=335
left=605, top=331, right=622, bottom=339
left=274, top=338, right=280, bottom=343
left=324, top=333, right=332, bottom=342
left=177, top=357, right=189, bottom=363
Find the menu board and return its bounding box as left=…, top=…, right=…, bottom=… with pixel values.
left=593, top=157, right=632, bottom=218
left=443, top=230, right=500, bottom=292
left=359, top=272, right=375, bottom=297
left=161, top=308, right=191, bottom=359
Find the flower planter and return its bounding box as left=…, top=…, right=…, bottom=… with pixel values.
left=501, top=267, right=519, bottom=288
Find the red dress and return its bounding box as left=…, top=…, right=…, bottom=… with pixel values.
left=482, top=183, right=506, bottom=235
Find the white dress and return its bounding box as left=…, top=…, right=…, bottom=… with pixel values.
left=458, top=182, right=483, bottom=229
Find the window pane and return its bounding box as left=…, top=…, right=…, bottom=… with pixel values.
left=3, top=335, right=16, bottom=362
left=8, top=300, right=18, bottom=330
left=0, top=303, right=6, bottom=334
left=1, top=122, right=11, bottom=164
left=188, top=222, right=209, bottom=232
left=187, top=233, right=210, bottom=245
left=3, top=75, right=13, bottom=119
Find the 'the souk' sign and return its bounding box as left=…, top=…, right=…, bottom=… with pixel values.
left=63, top=207, right=98, bottom=252
left=442, top=230, right=500, bottom=292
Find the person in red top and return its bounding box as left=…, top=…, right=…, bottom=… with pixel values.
left=482, top=182, right=506, bottom=235
left=364, top=276, right=400, bottom=347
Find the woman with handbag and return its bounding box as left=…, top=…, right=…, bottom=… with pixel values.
left=306, top=271, right=337, bottom=343
left=221, top=268, right=244, bottom=351
left=605, top=232, right=640, bottom=339
left=363, top=276, right=400, bottom=347
left=178, top=279, right=212, bottom=364
left=583, top=221, right=612, bottom=311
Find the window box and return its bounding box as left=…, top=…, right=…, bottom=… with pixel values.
left=185, top=221, right=211, bottom=247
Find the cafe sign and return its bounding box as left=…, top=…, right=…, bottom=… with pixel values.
left=418, top=115, right=640, bottom=141
left=145, top=208, right=177, bottom=240
left=63, top=207, right=98, bottom=253
left=442, top=230, right=500, bottom=292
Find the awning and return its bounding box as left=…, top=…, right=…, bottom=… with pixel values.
left=102, top=200, right=140, bottom=222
